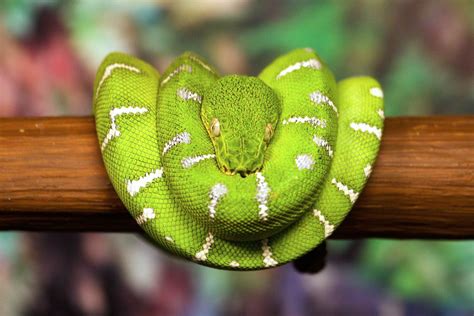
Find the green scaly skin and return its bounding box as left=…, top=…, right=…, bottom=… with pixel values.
left=93, top=48, right=384, bottom=270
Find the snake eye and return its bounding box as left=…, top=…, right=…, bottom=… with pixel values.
left=264, top=123, right=274, bottom=143
left=210, top=118, right=221, bottom=137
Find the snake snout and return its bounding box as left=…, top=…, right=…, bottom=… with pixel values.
left=236, top=167, right=259, bottom=178
left=219, top=158, right=261, bottom=178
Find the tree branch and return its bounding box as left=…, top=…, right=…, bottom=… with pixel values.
left=0, top=116, right=473, bottom=239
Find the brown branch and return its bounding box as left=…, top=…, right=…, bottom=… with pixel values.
left=0, top=116, right=473, bottom=239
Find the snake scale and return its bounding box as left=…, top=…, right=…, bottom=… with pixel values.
left=93, top=48, right=384, bottom=270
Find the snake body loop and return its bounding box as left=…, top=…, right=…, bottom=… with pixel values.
left=93, top=48, right=384, bottom=270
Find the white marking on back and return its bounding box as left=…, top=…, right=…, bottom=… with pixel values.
left=364, top=164, right=373, bottom=178
left=208, top=183, right=228, bottom=219
left=282, top=116, right=326, bottom=128
left=189, top=55, right=216, bottom=74
left=313, top=209, right=334, bottom=237
left=331, top=178, right=359, bottom=203
left=162, top=132, right=191, bottom=155
left=370, top=87, right=384, bottom=98
left=276, top=59, right=321, bottom=79
left=295, top=154, right=315, bottom=170
left=101, top=107, right=148, bottom=152
left=377, top=109, right=385, bottom=119
left=181, top=154, right=216, bottom=168
left=256, top=172, right=271, bottom=221
left=135, top=208, right=156, bottom=225
left=96, top=63, right=140, bottom=98
left=261, top=239, right=278, bottom=267
left=126, top=168, right=164, bottom=196
left=309, top=91, right=338, bottom=116
left=229, top=260, right=240, bottom=268
left=161, top=64, right=192, bottom=86
left=177, top=87, right=202, bottom=103
left=350, top=122, right=382, bottom=140
left=313, top=136, right=334, bottom=157
left=165, top=236, right=174, bottom=243
left=195, top=232, right=214, bottom=261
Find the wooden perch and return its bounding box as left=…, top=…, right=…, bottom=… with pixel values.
left=0, top=116, right=473, bottom=239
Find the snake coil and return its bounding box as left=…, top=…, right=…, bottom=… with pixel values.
left=93, top=48, right=384, bottom=270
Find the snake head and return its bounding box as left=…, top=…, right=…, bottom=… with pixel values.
left=201, top=75, right=281, bottom=177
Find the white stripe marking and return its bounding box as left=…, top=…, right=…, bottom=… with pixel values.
left=136, top=208, right=156, bottom=225
left=350, top=122, right=382, bottom=140
left=261, top=239, right=278, bottom=267
left=331, top=178, right=359, bottom=203
left=161, top=64, right=192, bottom=86
left=181, top=154, right=216, bottom=168
left=276, top=59, right=321, bottom=79
left=189, top=55, right=216, bottom=74
left=101, top=107, right=148, bottom=152
left=195, top=232, right=214, bottom=261
left=162, top=132, right=191, bottom=155
left=313, top=209, right=334, bottom=238
left=96, top=63, right=140, bottom=98
left=208, top=183, right=228, bottom=219
left=256, top=172, right=271, bottom=221
left=370, top=87, right=384, bottom=98
left=313, top=136, right=334, bottom=157
left=377, top=109, right=385, bottom=119
left=229, top=260, right=240, bottom=268
left=364, top=164, right=373, bottom=178
left=309, top=91, right=338, bottom=116
left=126, top=168, right=164, bottom=196
left=282, top=116, right=326, bottom=128
left=165, top=236, right=174, bottom=243
left=295, top=154, right=315, bottom=170
left=177, top=87, right=202, bottom=103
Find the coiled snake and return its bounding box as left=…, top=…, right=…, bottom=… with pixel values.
left=93, top=48, right=384, bottom=270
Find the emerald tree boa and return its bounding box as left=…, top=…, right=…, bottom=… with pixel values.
left=93, top=48, right=384, bottom=270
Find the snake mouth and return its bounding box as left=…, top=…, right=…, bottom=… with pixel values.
left=221, top=165, right=261, bottom=178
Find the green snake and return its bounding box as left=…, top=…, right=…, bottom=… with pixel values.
left=93, top=48, right=384, bottom=270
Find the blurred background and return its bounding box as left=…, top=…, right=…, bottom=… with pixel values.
left=0, top=0, right=473, bottom=315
